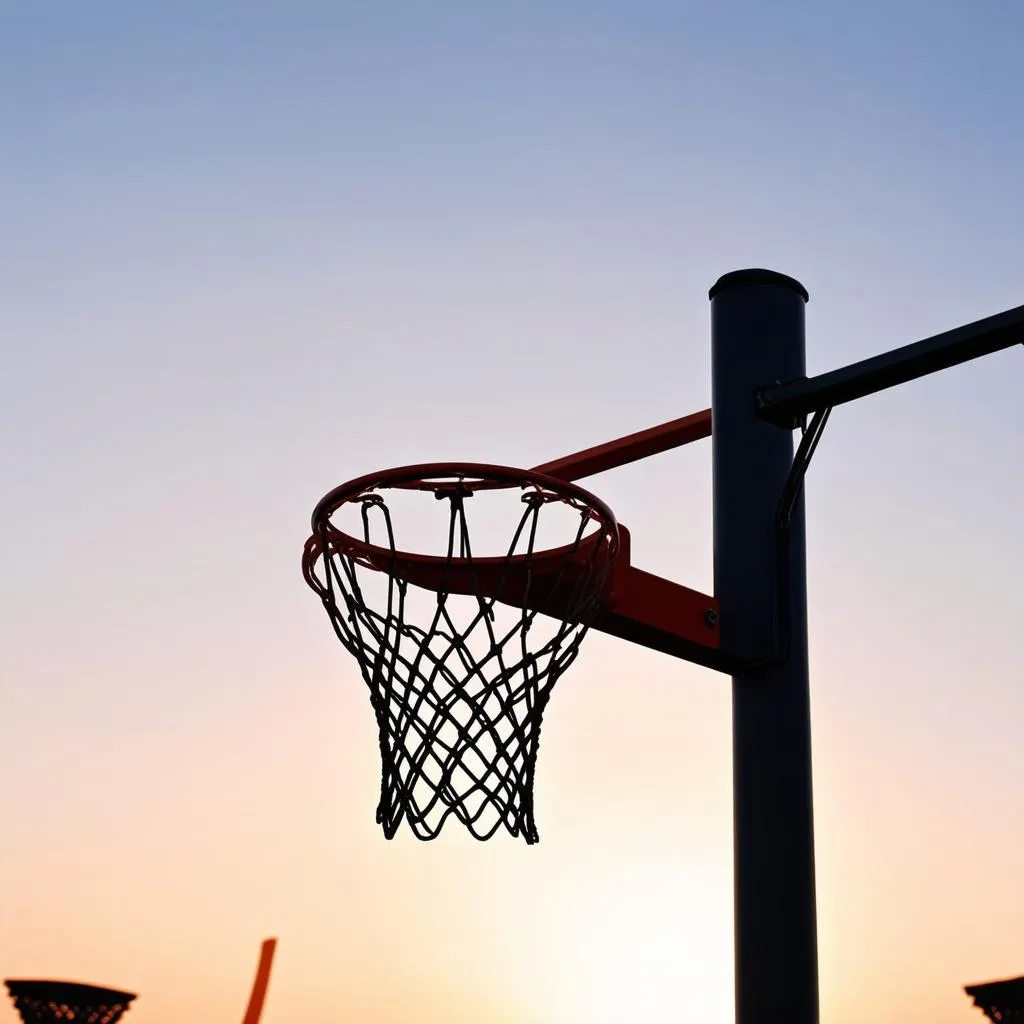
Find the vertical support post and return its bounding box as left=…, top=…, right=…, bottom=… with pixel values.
left=710, top=270, right=819, bottom=1024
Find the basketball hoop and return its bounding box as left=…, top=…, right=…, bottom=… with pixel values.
left=303, top=463, right=618, bottom=844
left=4, top=981, right=136, bottom=1024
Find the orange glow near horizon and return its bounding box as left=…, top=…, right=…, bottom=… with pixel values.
left=3, top=627, right=1021, bottom=1022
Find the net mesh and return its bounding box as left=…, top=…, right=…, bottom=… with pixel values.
left=304, top=477, right=616, bottom=843
left=5, top=983, right=135, bottom=1024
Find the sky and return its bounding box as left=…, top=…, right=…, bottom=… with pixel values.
left=1, top=3, right=1022, bottom=1022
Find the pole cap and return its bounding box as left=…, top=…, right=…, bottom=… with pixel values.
left=709, top=269, right=809, bottom=303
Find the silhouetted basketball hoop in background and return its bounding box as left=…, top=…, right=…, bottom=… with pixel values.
left=4, top=981, right=136, bottom=1024
left=965, top=975, right=1024, bottom=1023
left=4, top=938, right=276, bottom=1024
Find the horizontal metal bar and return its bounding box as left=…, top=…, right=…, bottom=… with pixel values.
left=757, top=301, right=1024, bottom=426
left=533, top=408, right=711, bottom=482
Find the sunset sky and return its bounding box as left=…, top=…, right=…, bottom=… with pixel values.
left=2, top=4, right=1022, bottom=1022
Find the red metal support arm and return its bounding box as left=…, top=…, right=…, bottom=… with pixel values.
left=529, top=411, right=732, bottom=670
left=594, top=527, right=725, bottom=672
left=532, top=408, right=712, bottom=482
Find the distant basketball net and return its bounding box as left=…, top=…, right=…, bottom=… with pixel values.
left=303, top=464, right=618, bottom=843
left=964, top=975, right=1024, bottom=1023
left=4, top=981, right=136, bottom=1024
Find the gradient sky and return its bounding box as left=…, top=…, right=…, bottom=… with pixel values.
left=2, top=4, right=1022, bottom=1022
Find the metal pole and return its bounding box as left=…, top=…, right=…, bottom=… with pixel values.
left=710, top=269, right=819, bottom=1024
left=757, top=298, right=1024, bottom=426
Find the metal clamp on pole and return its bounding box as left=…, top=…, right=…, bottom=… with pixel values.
left=748, top=406, right=831, bottom=673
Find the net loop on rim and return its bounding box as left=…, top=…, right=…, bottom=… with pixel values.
left=303, top=464, right=619, bottom=844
